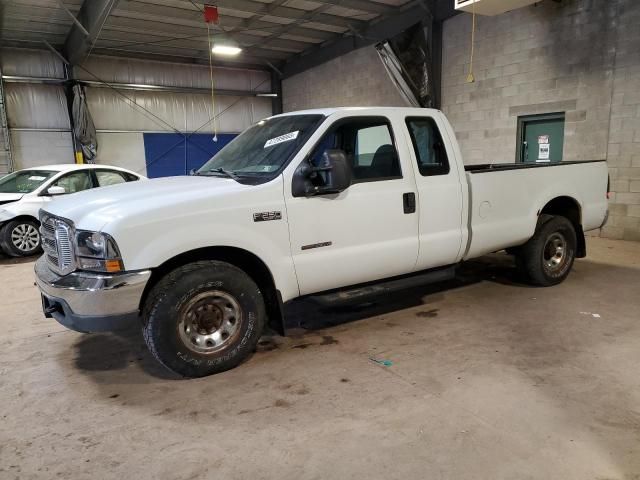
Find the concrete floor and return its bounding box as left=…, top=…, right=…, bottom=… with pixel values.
left=1, top=237, right=640, bottom=480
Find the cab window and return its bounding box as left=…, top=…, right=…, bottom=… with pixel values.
left=309, top=117, right=401, bottom=183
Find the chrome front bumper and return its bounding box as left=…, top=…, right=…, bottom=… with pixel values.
left=34, top=256, right=152, bottom=333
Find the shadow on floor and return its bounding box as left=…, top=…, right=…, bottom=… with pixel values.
left=0, top=253, right=38, bottom=266
left=283, top=252, right=525, bottom=331
left=69, top=252, right=522, bottom=381
left=71, top=327, right=180, bottom=381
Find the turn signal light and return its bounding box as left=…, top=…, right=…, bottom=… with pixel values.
left=105, top=259, right=124, bottom=273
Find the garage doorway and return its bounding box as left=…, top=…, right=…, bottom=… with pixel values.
left=516, top=113, right=565, bottom=163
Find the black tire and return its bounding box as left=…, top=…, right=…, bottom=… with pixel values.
left=142, top=260, right=266, bottom=378
left=0, top=218, right=42, bottom=257
left=517, top=215, right=577, bottom=286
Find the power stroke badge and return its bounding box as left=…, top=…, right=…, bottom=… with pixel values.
left=253, top=211, right=282, bottom=222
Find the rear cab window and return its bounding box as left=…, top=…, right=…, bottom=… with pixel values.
left=405, top=117, right=450, bottom=176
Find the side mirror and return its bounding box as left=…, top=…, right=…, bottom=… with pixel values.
left=320, top=149, right=352, bottom=194
left=292, top=149, right=352, bottom=197
left=46, top=186, right=67, bottom=196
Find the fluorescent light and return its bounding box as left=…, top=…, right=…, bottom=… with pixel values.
left=212, top=45, right=242, bottom=56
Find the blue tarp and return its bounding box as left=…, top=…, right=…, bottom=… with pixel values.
left=143, top=133, right=237, bottom=178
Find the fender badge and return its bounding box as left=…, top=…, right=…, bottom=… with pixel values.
left=253, top=211, right=282, bottom=222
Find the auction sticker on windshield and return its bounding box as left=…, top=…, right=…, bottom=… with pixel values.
left=264, top=131, right=299, bottom=148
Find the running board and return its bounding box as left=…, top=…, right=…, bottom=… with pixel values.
left=309, top=265, right=456, bottom=306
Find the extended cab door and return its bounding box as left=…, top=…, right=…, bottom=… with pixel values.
left=284, top=114, right=420, bottom=296
left=403, top=114, right=466, bottom=269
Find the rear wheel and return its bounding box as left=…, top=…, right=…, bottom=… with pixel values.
left=0, top=218, right=41, bottom=257
left=517, top=215, right=577, bottom=286
left=142, top=260, right=266, bottom=377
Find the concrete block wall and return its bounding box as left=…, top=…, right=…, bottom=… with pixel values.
left=282, top=46, right=406, bottom=111
left=605, top=0, right=640, bottom=241
left=441, top=0, right=640, bottom=241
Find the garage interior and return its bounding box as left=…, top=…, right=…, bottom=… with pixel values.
left=1, top=0, right=640, bottom=478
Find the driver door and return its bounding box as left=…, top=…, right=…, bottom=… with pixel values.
left=284, top=115, right=419, bottom=296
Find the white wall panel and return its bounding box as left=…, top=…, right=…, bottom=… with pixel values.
left=96, top=132, right=147, bottom=175
left=5, top=84, right=71, bottom=130
left=0, top=48, right=65, bottom=78
left=76, top=56, right=271, bottom=92
left=185, top=95, right=272, bottom=132
left=87, top=88, right=185, bottom=132
left=86, top=88, right=272, bottom=133
left=1, top=48, right=273, bottom=175
left=11, top=131, right=74, bottom=169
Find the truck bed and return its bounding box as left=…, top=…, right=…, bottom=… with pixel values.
left=462, top=159, right=608, bottom=260
left=464, top=159, right=605, bottom=173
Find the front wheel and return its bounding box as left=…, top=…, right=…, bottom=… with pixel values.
left=142, top=260, right=266, bottom=378
left=0, top=219, right=42, bottom=257
left=517, top=215, right=577, bottom=286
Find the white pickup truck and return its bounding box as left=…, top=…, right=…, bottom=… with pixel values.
left=35, top=107, right=609, bottom=377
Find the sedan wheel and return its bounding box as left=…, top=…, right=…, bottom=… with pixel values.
left=0, top=219, right=42, bottom=257
left=11, top=223, right=40, bottom=253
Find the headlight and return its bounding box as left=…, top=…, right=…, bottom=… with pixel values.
left=75, top=230, right=124, bottom=273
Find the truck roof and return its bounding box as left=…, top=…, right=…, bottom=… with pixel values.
left=271, top=106, right=442, bottom=118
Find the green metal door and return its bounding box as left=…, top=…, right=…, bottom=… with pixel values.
left=520, top=115, right=565, bottom=163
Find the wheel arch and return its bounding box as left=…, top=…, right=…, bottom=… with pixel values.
left=539, top=196, right=586, bottom=258
left=139, top=246, right=285, bottom=335
left=1, top=214, right=40, bottom=226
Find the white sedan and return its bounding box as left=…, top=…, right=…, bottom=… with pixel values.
left=0, top=164, right=145, bottom=257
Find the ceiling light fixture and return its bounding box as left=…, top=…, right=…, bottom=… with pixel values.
left=212, top=44, right=242, bottom=56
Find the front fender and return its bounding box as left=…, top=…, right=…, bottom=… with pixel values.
left=126, top=222, right=299, bottom=302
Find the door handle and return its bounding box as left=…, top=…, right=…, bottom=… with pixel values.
left=403, top=192, right=416, bottom=214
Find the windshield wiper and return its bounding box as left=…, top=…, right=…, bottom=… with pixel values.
left=201, top=168, right=241, bottom=181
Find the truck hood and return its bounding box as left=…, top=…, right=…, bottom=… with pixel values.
left=43, top=176, right=251, bottom=231
left=0, top=193, right=24, bottom=206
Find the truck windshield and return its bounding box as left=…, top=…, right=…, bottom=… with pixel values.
left=0, top=170, right=57, bottom=194
left=197, top=114, right=324, bottom=182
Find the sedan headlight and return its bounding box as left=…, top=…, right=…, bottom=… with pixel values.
left=75, top=230, right=124, bottom=273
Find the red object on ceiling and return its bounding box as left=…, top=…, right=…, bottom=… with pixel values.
left=204, top=5, right=219, bottom=24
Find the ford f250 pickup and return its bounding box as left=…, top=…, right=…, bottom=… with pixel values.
left=34, top=107, right=609, bottom=377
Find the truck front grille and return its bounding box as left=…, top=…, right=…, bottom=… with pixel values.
left=40, top=212, right=75, bottom=275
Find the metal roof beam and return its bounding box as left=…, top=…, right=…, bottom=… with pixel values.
left=308, top=0, right=393, bottom=15
left=86, top=47, right=271, bottom=71
left=88, top=40, right=290, bottom=62
left=63, top=0, right=121, bottom=64
left=55, top=0, right=90, bottom=36
left=282, top=3, right=432, bottom=78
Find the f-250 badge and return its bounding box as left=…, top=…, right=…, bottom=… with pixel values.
left=253, top=211, right=282, bottom=222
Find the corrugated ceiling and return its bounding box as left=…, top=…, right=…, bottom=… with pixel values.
left=0, top=0, right=415, bottom=69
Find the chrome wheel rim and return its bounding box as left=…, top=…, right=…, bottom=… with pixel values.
left=177, top=291, right=242, bottom=354
left=11, top=224, right=40, bottom=252
left=543, top=232, right=567, bottom=273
